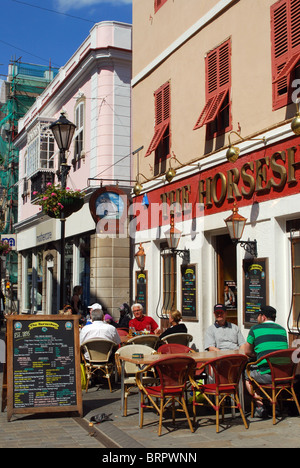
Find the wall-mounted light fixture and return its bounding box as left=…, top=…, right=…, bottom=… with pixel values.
left=164, top=210, right=190, bottom=263
left=291, top=100, right=300, bottom=135
left=165, top=152, right=199, bottom=183
left=224, top=203, right=257, bottom=257
left=133, top=173, right=153, bottom=196
left=226, top=131, right=266, bottom=163
left=135, top=243, right=146, bottom=271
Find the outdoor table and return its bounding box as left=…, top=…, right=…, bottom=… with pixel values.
left=119, top=349, right=244, bottom=423
left=119, top=333, right=153, bottom=345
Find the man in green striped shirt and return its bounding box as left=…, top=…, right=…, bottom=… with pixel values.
left=244, top=305, right=288, bottom=418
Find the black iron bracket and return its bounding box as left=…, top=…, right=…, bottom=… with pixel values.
left=171, top=248, right=190, bottom=264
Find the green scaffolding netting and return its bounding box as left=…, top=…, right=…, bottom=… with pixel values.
left=0, top=61, right=59, bottom=253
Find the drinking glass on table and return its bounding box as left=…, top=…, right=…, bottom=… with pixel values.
left=129, top=326, right=135, bottom=337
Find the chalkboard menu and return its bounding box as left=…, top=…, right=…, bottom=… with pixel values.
left=181, top=264, right=197, bottom=319
left=5, top=315, right=82, bottom=421
left=136, top=271, right=147, bottom=315
left=243, top=258, right=268, bottom=326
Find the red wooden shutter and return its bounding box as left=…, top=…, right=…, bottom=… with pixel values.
left=271, top=0, right=300, bottom=109
left=155, top=0, right=168, bottom=14
left=145, top=82, right=170, bottom=157
left=194, top=39, right=231, bottom=129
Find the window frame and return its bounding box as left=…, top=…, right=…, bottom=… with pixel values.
left=194, top=39, right=232, bottom=138
left=271, top=0, right=300, bottom=110
left=291, top=237, right=300, bottom=329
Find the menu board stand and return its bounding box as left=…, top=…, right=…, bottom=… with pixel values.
left=181, top=264, right=197, bottom=320
left=136, top=271, right=147, bottom=315
left=5, top=315, right=82, bottom=422
left=243, top=258, right=268, bottom=326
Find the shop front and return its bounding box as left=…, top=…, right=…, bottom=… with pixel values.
left=16, top=203, right=94, bottom=315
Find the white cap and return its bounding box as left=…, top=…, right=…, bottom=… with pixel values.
left=88, top=303, right=102, bottom=310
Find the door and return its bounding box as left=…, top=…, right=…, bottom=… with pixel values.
left=216, top=234, right=237, bottom=324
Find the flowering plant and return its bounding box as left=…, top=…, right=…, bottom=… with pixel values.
left=0, top=241, right=12, bottom=255
left=33, top=183, right=84, bottom=218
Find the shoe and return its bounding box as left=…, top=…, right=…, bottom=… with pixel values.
left=254, top=406, right=269, bottom=419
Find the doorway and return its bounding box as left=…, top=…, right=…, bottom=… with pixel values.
left=216, top=234, right=237, bottom=324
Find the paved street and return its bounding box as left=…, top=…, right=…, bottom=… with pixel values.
left=1, top=328, right=300, bottom=449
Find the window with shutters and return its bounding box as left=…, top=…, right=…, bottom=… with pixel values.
left=271, top=0, right=300, bottom=110
left=145, top=81, right=171, bottom=176
left=194, top=39, right=231, bottom=138
left=155, top=0, right=168, bottom=13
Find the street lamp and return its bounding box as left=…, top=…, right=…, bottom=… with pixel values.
left=224, top=203, right=257, bottom=257
left=164, top=210, right=190, bottom=263
left=50, top=112, right=76, bottom=309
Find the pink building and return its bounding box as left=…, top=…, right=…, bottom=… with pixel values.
left=14, top=21, right=132, bottom=315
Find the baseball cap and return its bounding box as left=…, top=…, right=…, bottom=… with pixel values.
left=104, top=314, right=113, bottom=321
left=214, top=303, right=227, bottom=313
left=88, top=303, right=102, bottom=310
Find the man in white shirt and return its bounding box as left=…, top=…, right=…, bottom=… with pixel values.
left=80, top=308, right=121, bottom=347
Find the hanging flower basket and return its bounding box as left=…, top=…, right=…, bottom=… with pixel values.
left=46, top=197, right=84, bottom=218
left=33, top=183, right=85, bottom=219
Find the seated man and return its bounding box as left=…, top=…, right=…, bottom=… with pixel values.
left=244, top=305, right=288, bottom=418
left=80, top=308, right=121, bottom=350
left=160, top=310, right=187, bottom=340
left=129, top=303, right=161, bottom=334
left=204, top=303, right=245, bottom=351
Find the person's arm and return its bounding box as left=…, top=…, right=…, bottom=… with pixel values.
left=207, top=346, right=220, bottom=351
left=244, top=341, right=255, bottom=358
left=150, top=317, right=161, bottom=334
left=204, top=326, right=218, bottom=351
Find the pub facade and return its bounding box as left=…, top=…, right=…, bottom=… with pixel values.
left=131, top=0, right=300, bottom=349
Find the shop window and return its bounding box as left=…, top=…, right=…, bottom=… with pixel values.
left=194, top=39, right=231, bottom=138
left=271, top=0, right=300, bottom=110
left=155, top=0, right=168, bottom=13
left=23, top=253, right=32, bottom=311
left=79, top=236, right=90, bottom=312
left=162, top=250, right=177, bottom=313
left=145, top=81, right=171, bottom=176
left=36, top=250, right=43, bottom=312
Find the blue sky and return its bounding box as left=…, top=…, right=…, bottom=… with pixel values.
left=0, top=0, right=132, bottom=80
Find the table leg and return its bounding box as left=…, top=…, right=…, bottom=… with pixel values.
left=121, top=360, right=125, bottom=416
